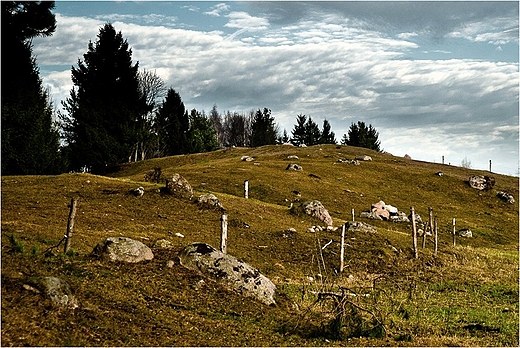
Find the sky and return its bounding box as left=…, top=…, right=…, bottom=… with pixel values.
left=32, top=1, right=519, bottom=176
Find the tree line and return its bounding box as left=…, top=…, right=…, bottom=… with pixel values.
left=2, top=2, right=381, bottom=175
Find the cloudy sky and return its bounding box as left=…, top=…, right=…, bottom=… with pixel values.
left=32, top=1, right=519, bottom=175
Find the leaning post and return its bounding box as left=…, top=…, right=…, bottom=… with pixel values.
left=339, top=223, right=346, bottom=273
left=64, top=197, right=78, bottom=254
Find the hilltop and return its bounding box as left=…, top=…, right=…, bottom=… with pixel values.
left=2, top=144, right=518, bottom=346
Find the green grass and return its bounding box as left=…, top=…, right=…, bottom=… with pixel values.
left=2, top=144, right=518, bottom=346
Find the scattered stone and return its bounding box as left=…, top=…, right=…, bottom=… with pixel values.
left=299, top=144, right=307, bottom=147
left=241, top=156, right=254, bottom=162
left=360, top=211, right=383, bottom=220
left=458, top=229, right=473, bottom=238
left=196, top=193, right=224, bottom=210
left=25, top=276, right=78, bottom=308
left=346, top=221, right=377, bottom=233
left=166, top=173, right=193, bottom=200
left=497, top=191, right=515, bottom=204
left=307, top=227, right=315, bottom=233
left=175, top=232, right=185, bottom=238
left=435, top=171, right=443, bottom=176
left=286, top=163, right=303, bottom=171
left=129, top=186, right=144, bottom=197
left=178, top=243, right=276, bottom=305
left=92, top=237, right=154, bottom=263
left=290, top=200, right=333, bottom=226
left=355, top=155, right=372, bottom=161
left=404, top=154, right=412, bottom=160
left=337, top=158, right=360, bottom=165
left=287, top=155, right=299, bottom=160
left=468, top=175, right=495, bottom=191
left=153, top=239, right=174, bottom=248
left=166, top=260, right=175, bottom=268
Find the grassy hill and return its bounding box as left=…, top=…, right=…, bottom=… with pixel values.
left=2, top=144, right=518, bottom=346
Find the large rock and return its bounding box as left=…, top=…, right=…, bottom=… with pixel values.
left=286, top=163, right=303, bottom=171
left=166, top=173, right=193, bottom=199
left=468, top=175, right=495, bottom=191
left=178, top=243, right=276, bottom=305
left=371, top=200, right=390, bottom=220
left=290, top=200, right=333, bottom=226
left=25, top=276, right=78, bottom=308
left=497, top=191, right=515, bottom=204
left=355, top=155, right=372, bottom=161
left=346, top=221, right=377, bottom=233
left=92, top=237, right=154, bottom=263
left=196, top=193, right=224, bottom=211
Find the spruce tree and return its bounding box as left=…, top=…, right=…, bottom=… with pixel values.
left=61, top=23, right=149, bottom=173
left=291, top=114, right=307, bottom=146
left=346, top=121, right=381, bottom=152
left=304, top=116, right=321, bottom=146
left=187, top=109, right=219, bottom=153
left=1, top=1, right=62, bottom=174
left=155, top=88, right=189, bottom=156
left=319, top=119, right=337, bottom=144
left=251, top=108, right=278, bottom=147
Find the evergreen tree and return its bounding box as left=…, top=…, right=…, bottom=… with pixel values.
left=155, top=88, right=189, bottom=156
left=61, top=23, right=149, bottom=173
left=282, top=129, right=289, bottom=143
left=209, top=104, right=225, bottom=147
left=291, top=114, right=307, bottom=146
left=304, top=116, right=321, bottom=146
left=319, top=119, right=337, bottom=144
left=2, top=1, right=62, bottom=174
left=340, top=133, right=349, bottom=145
left=346, top=121, right=381, bottom=152
left=187, top=109, right=219, bottom=153
left=250, top=108, right=278, bottom=147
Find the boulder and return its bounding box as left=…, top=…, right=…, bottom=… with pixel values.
left=196, top=193, right=224, bottom=210
left=468, top=175, right=495, bottom=191
left=241, top=156, right=254, bottom=162
left=129, top=186, right=144, bottom=197
left=458, top=229, right=473, bottom=238
left=497, top=191, right=515, bottom=204
left=290, top=200, right=333, bottom=226
left=92, top=237, right=154, bottom=263
left=25, top=276, right=78, bottom=308
left=371, top=200, right=390, bottom=220
left=178, top=243, right=276, bottom=305
left=286, top=163, right=303, bottom=171
left=390, top=212, right=409, bottom=222
left=360, top=211, right=383, bottom=220
left=346, top=221, right=377, bottom=233
left=355, top=155, right=372, bottom=161
left=166, top=173, right=193, bottom=199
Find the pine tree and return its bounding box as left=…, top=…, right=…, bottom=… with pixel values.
left=291, top=114, right=307, bottom=146
left=1, top=1, right=62, bottom=174
left=304, top=116, right=321, bottom=146
left=61, top=23, right=149, bottom=173
left=346, top=121, right=381, bottom=152
left=319, top=119, right=337, bottom=144
left=251, top=108, right=278, bottom=147
left=155, top=88, right=189, bottom=156
left=187, top=109, right=219, bottom=153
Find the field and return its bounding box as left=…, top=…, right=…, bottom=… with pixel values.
left=2, top=144, right=518, bottom=346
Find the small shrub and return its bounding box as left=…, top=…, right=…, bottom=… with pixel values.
left=8, top=234, right=24, bottom=254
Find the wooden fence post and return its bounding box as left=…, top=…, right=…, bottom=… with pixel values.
left=244, top=180, right=249, bottom=199
left=339, top=223, right=346, bottom=273
left=64, top=197, right=78, bottom=254
left=452, top=218, right=456, bottom=247
left=351, top=208, right=355, bottom=222
left=220, top=214, right=228, bottom=254
left=410, top=206, right=418, bottom=258
left=434, top=216, right=438, bottom=255
left=489, top=160, right=492, bottom=173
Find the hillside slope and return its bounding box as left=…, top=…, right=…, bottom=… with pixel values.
left=2, top=144, right=518, bottom=346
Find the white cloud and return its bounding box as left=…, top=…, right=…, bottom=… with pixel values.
left=397, top=32, right=418, bottom=40
left=32, top=10, right=519, bottom=175
left=204, top=3, right=230, bottom=17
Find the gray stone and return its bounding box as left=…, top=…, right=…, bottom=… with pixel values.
left=497, top=191, right=515, bottom=204
left=346, top=221, right=377, bottom=233
left=458, top=229, right=473, bottom=238
left=129, top=186, right=144, bottom=197
left=26, top=276, right=78, bottom=308
left=153, top=239, right=174, bottom=248
left=290, top=200, right=333, bottom=225
left=92, top=237, right=154, bottom=263
left=178, top=243, right=276, bottom=305
left=241, top=156, right=254, bottom=162
left=286, top=163, right=303, bottom=171
left=196, top=193, right=224, bottom=210
left=360, top=211, right=383, bottom=220
left=287, top=155, right=299, bottom=160
left=371, top=200, right=390, bottom=220
left=468, top=175, right=495, bottom=191
left=166, top=173, right=193, bottom=199
left=355, top=155, right=372, bottom=161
